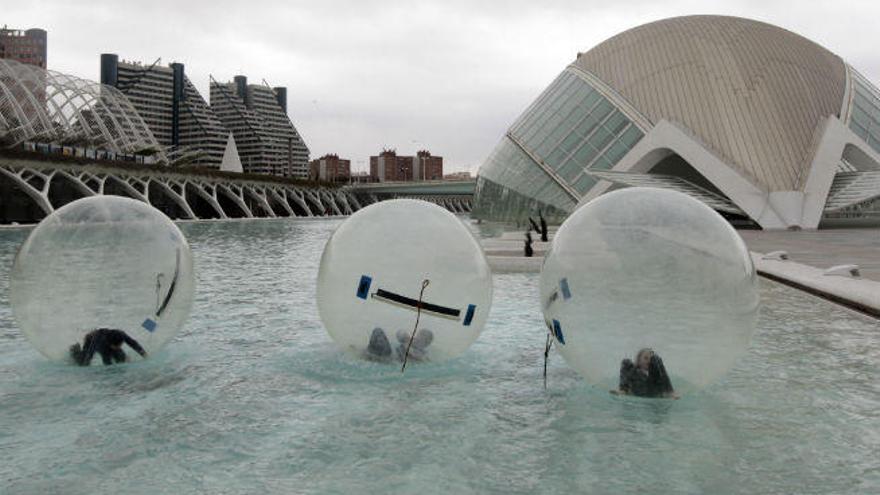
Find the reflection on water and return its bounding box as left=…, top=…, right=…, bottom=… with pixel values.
left=0, top=218, right=878, bottom=494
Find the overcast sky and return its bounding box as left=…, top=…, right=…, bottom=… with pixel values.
left=7, top=0, right=880, bottom=173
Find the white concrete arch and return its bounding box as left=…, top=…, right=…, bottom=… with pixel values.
left=318, top=189, right=343, bottom=216
left=52, top=169, right=96, bottom=199
left=184, top=180, right=227, bottom=219
left=286, top=189, right=313, bottom=217
left=333, top=190, right=354, bottom=215
left=104, top=174, right=148, bottom=202
left=265, top=186, right=295, bottom=217
left=1, top=158, right=380, bottom=224
left=304, top=190, right=325, bottom=215
left=345, top=191, right=363, bottom=210
left=147, top=177, right=196, bottom=219
left=242, top=186, right=276, bottom=218
left=0, top=165, right=53, bottom=215
left=801, top=117, right=880, bottom=227
left=217, top=184, right=254, bottom=218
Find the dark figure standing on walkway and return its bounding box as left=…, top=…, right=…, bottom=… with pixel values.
left=539, top=212, right=548, bottom=242
left=69, top=328, right=147, bottom=366
left=528, top=216, right=541, bottom=234
left=524, top=231, right=534, bottom=257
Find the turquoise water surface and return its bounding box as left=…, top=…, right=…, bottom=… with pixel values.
left=1, top=218, right=878, bottom=494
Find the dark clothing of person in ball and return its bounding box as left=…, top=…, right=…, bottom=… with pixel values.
left=615, top=348, right=676, bottom=398
left=364, top=327, right=394, bottom=362
left=69, top=328, right=147, bottom=366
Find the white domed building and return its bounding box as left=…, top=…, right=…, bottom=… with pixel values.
left=473, top=15, right=880, bottom=229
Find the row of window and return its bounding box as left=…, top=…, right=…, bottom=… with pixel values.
left=849, top=72, right=880, bottom=154
left=477, top=136, right=578, bottom=216
left=476, top=68, right=646, bottom=220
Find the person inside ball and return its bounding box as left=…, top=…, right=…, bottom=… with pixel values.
left=395, top=328, right=433, bottom=362
left=363, top=327, right=434, bottom=363
left=69, top=328, right=147, bottom=366
left=612, top=348, right=678, bottom=399
left=364, top=327, right=393, bottom=362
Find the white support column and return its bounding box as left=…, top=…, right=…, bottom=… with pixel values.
left=267, top=187, right=295, bottom=217
left=334, top=191, right=354, bottom=214
left=188, top=180, right=227, bottom=219
left=800, top=116, right=880, bottom=228
left=0, top=166, right=53, bottom=215
left=305, top=190, right=325, bottom=215
left=243, top=185, right=277, bottom=218
left=346, top=192, right=363, bottom=210
left=105, top=174, right=148, bottom=203
left=149, top=178, right=197, bottom=219
left=320, top=190, right=343, bottom=216
left=218, top=184, right=254, bottom=218
left=287, top=189, right=314, bottom=217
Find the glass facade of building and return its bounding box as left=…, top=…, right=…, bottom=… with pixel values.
left=473, top=69, right=645, bottom=223
left=848, top=71, right=880, bottom=155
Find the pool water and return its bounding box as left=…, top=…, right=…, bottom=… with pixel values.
left=1, top=219, right=878, bottom=494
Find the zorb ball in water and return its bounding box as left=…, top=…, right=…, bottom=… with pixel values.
left=317, top=199, right=493, bottom=363
left=540, top=187, right=759, bottom=394
left=10, top=196, right=195, bottom=363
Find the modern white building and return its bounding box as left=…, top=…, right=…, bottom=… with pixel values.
left=473, top=15, right=880, bottom=229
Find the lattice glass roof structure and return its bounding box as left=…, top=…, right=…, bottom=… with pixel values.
left=0, top=58, right=164, bottom=161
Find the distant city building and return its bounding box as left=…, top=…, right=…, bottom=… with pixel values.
left=100, top=54, right=229, bottom=168
left=310, top=153, right=350, bottom=181
left=370, top=149, right=408, bottom=182
left=415, top=150, right=443, bottom=180
left=210, top=75, right=309, bottom=177
left=0, top=27, right=47, bottom=69
left=444, top=171, right=472, bottom=180
left=369, top=149, right=443, bottom=182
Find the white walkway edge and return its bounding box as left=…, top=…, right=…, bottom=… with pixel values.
left=751, top=252, right=880, bottom=318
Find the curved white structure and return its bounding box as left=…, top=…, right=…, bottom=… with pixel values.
left=473, top=15, right=880, bottom=229
left=0, top=158, right=361, bottom=222
left=0, top=58, right=164, bottom=161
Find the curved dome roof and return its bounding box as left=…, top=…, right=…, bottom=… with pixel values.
left=574, top=15, right=847, bottom=192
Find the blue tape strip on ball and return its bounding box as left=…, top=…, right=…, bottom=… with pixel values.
left=356, top=275, right=372, bottom=300
left=463, top=304, right=476, bottom=326
left=142, top=318, right=157, bottom=332
left=560, top=278, right=571, bottom=300
left=552, top=319, right=565, bottom=345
